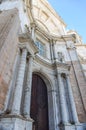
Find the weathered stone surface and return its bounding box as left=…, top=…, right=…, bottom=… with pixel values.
left=69, top=61, right=86, bottom=122
left=0, top=117, right=32, bottom=130
left=0, top=0, right=86, bottom=130
left=0, top=8, right=20, bottom=110
left=72, top=61, right=86, bottom=110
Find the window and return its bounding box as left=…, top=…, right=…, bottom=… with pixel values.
left=35, top=41, right=45, bottom=57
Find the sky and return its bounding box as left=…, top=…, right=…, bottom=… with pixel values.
left=47, top=0, right=86, bottom=43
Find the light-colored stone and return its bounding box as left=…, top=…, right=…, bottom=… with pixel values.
left=0, top=0, right=86, bottom=130
left=58, top=73, right=69, bottom=124
left=12, top=48, right=27, bottom=115
left=23, top=55, right=33, bottom=118
left=66, top=74, right=79, bottom=123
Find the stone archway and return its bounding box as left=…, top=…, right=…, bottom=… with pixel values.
left=30, top=74, right=49, bottom=130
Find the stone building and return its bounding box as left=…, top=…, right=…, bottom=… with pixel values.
left=0, top=0, right=86, bottom=130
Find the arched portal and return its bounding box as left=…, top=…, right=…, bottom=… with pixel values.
left=30, top=74, right=49, bottom=130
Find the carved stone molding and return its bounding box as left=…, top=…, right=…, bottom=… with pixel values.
left=54, top=60, right=71, bottom=75
left=34, top=54, right=71, bottom=73
left=18, top=33, right=38, bottom=56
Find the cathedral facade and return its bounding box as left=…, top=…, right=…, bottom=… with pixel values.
left=0, top=0, right=86, bottom=130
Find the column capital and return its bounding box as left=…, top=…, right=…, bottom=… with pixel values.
left=57, top=71, right=64, bottom=76
left=29, top=54, right=33, bottom=58
left=27, top=54, right=34, bottom=61
left=19, top=46, right=28, bottom=52
left=30, top=22, right=37, bottom=29
left=57, top=71, right=69, bottom=76
left=49, top=38, right=56, bottom=44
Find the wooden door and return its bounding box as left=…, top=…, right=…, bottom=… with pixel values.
left=30, top=74, right=49, bottom=130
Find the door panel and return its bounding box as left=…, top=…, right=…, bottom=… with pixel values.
left=30, top=74, right=49, bottom=130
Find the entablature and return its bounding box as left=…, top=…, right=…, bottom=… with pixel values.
left=55, top=61, right=71, bottom=74
left=33, top=22, right=76, bottom=44
left=34, top=54, right=71, bottom=73
left=18, top=33, right=38, bottom=56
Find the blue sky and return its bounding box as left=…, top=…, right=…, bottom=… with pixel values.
left=47, top=0, right=86, bottom=43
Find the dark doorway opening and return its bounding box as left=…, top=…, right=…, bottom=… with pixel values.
left=30, top=74, right=49, bottom=130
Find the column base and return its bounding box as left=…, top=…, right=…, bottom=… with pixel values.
left=23, top=115, right=33, bottom=122
left=0, top=115, right=86, bottom=130
left=0, top=114, right=33, bottom=130
left=59, top=123, right=85, bottom=130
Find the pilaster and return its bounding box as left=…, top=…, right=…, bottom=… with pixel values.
left=12, top=48, right=27, bottom=115
left=23, top=55, right=33, bottom=119
left=66, top=74, right=79, bottom=124
left=58, top=73, right=69, bottom=124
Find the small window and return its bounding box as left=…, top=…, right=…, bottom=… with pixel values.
left=35, top=41, right=45, bottom=57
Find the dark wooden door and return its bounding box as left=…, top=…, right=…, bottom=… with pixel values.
left=30, top=74, right=49, bottom=130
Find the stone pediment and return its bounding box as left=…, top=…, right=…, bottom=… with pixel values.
left=31, top=0, right=66, bottom=36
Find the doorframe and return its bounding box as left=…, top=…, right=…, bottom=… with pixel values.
left=31, top=71, right=55, bottom=130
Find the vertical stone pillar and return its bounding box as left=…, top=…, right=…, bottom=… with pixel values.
left=58, top=73, right=69, bottom=124
left=52, top=90, right=59, bottom=130
left=5, top=49, right=20, bottom=112
left=23, top=55, right=33, bottom=119
left=12, top=48, right=27, bottom=115
left=48, top=91, right=55, bottom=130
left=66, top=74, right=79, bottom=123
left=49, top=39, right=54, bottom=61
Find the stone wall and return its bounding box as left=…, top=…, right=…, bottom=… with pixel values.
left=69, top=61, right=86, bottom=122
left=0, top=9, right=20, bottom=110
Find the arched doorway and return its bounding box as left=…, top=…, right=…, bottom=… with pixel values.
left=30, top=74, right=49, bottom=130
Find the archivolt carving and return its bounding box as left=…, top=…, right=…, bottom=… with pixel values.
left=35, top=19, right=50, bottom=32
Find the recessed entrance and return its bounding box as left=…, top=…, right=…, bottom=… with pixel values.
left=30, top=74, right=49, bottom=130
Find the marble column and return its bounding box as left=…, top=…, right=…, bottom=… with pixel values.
left=12, top=48, right=27, bottom=115
left=23, top=55, right=33, bottom=119
left=58, top=73, right=69, bottom=124
left=66, top=74, right=79, bottom=123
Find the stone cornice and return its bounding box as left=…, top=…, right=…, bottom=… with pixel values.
left=35, top=54, right=71, bottom=73
left=80, top=61, right=86, bottom=64
left=55, top=61, right=71, bottom=74
left=34, top=24, right=76, bottom=43
left=0, top=114, right=33, bottom=122
left=75, top=44, right=86, bottom=47
left=18, top=33, right=38, bottom=56
left=35, top=54, right=53, bottom=69
left=54, top=34, right=76, bottom=42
